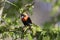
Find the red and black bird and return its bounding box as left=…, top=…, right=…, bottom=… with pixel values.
left=21, top=12, right=32, bottom=27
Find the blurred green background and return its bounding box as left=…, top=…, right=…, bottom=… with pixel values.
left=0, top=0, right=60, bottom=40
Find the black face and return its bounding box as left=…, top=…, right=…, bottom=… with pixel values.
left=21, top=14, right=26, bottom=18
left=21, top=14, right=24, bottom=16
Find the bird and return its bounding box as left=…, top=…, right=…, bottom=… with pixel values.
left=21, top=12, right=32, bottom=26
left=20, top=12, right=32, bottom=30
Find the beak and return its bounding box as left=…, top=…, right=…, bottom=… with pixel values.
left=21, top=16, right=24, bottom=18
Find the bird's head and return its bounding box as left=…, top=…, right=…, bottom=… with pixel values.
left=21, top=12, right=28, bottom=18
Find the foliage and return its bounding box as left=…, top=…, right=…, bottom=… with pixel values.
left=0, top=22, right=60, bottom=40
left=0, top=0, right=60, bottom=40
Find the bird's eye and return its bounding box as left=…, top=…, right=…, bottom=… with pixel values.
left=24, top=15, right=26, bottom=17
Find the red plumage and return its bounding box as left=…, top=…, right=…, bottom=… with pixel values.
left=21, top=13, right=32, bottom=26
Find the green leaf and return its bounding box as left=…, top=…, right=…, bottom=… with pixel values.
left=27, top=34, right=33, bottom=40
